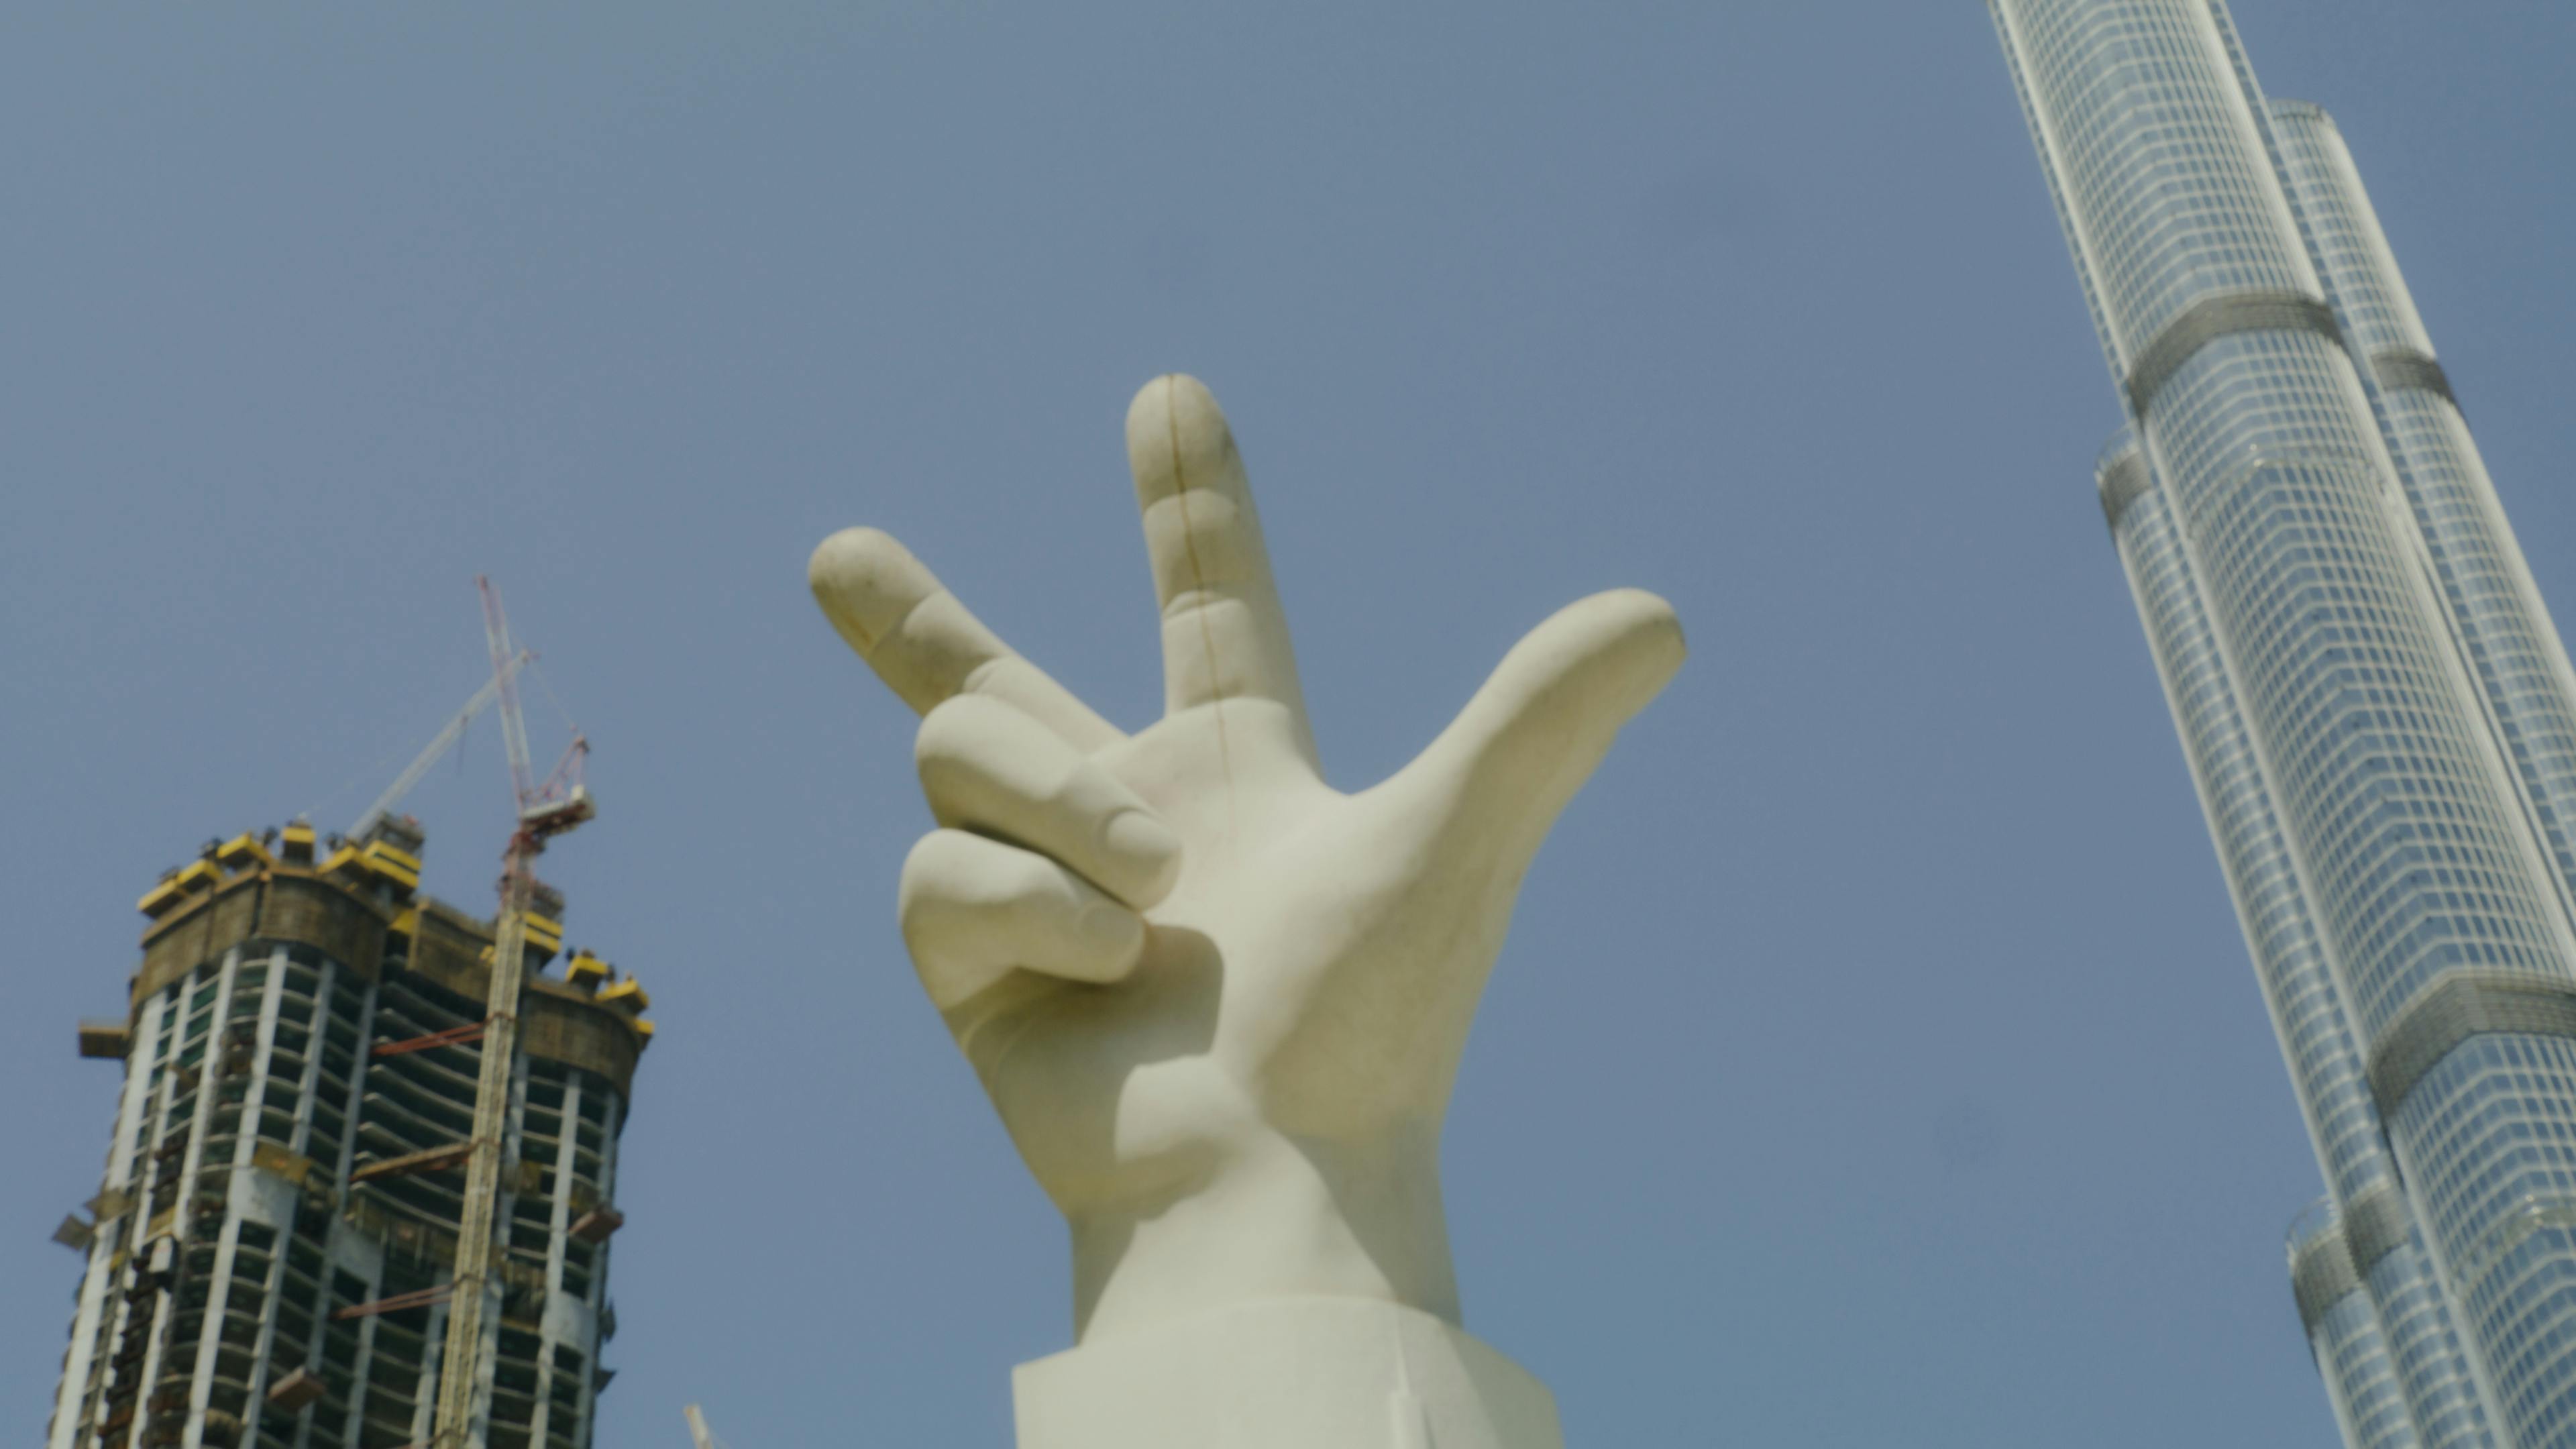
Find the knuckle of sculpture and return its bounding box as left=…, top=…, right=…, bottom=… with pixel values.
left=895, top=834, right=961, bottom=934
left=1159, top=587, right=1229, bottom=621
left=915, top=696, right=1009, bottom=781
left=914, top=696, right=977, bottom=763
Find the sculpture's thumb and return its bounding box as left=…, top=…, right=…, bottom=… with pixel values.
left=1393, top=588, right=1684, bottom=869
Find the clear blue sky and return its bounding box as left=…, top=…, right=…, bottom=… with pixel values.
left=6, top=4, right=2572, bottom=1444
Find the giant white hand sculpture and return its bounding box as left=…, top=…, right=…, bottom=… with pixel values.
left=810, top=376, right=1682, bottom=1448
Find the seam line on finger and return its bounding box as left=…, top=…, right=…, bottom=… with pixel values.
left=1167, top=378, right=1238, bottom=823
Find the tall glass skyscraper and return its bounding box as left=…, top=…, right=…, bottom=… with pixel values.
left=1990, top=5, right=2576, bottom=1446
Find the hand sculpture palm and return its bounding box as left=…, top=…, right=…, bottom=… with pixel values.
left=811, top=376, right=1682, bottom=1344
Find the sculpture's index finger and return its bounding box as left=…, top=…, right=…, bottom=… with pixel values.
left=1128, top=376, right=1313, bottom=741
left=809, top=527, right=941, bottom=660
left=809, top=527, right=1124, bottom=753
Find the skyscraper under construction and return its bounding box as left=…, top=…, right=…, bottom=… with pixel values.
left=44, top=815, right=652, bottom=1449
left=1992, top=3, right=2576, bottom=1446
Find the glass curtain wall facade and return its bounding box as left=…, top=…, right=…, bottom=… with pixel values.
left=2097, top=429, right=2495, bottom=1448
left=1992, top=3, right=2576, bottom=1445
left=2295, top=1198, right=2429, bottom=1449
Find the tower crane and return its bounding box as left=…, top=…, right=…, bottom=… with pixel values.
left=346, top=649, right=529, bottom=844
left=431, top=577, right=594, bottom=1449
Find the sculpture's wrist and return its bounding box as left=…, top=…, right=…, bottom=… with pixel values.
left=1015, top=1297, right=1563, bottom=1449
left=1068, top=1126, right=1458, bottom=1342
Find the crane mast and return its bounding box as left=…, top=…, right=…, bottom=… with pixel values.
left=433, top=580, right=593, bottom=1449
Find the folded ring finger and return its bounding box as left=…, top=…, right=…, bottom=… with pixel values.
left=915, top=694, right=1183, bottom=910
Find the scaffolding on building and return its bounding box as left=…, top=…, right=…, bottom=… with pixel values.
left=44, top=582, right=649, bottom=1449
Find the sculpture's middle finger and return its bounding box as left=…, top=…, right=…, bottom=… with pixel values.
left=917, top=695, right=1185, bottom=912
left=1128, top=375, right=1316, bottom=763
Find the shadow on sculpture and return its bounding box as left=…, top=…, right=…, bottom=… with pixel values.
left=810, top=375, right=1682, bottom=1448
